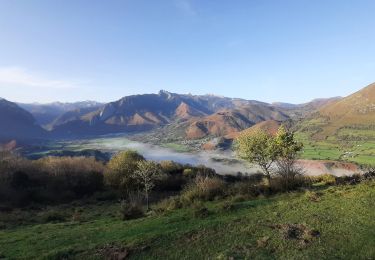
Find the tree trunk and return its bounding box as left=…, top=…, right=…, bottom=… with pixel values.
left=263, top=166, right=272, bottom=186
left=145, top=190, right=149, bottom=211
left=265, top=173, right=271, bottom=186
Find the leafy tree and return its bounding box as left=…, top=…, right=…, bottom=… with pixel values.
left=236, top=126, right=304, bottom=186
left=133, top=160, right=163, bottom=211
left=274, top=126, right=304, bottom=180
left=235, top=129, right=278, bottom=184
left=105, top=150, right=145, bottom=195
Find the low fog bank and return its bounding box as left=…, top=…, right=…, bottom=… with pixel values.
left=64, top=135, right=360, bottom=176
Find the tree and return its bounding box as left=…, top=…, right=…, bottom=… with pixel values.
left=133, top=160, right=163, bottom=211
left=274, top=126, right=304, bottom=181
left=235, top=129, right=278, bottom=184
left=105, top=150, right=145, bottom=195
left=235, top=126, right=304, bottom=187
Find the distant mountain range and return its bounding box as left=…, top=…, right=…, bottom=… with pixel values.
left=18, top=101, right=103, bottom=128
left=0, top=99, right=46, bottom=141
left=49, top=90, right=288, bottom=138
left=1, top=84, right=373, bottom=145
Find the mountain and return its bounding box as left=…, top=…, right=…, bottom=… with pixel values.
left=241, top=119, right=282, bottom=136
left=51, top=91, right=278, bottom=137
left=299, top=82, right=375, bottom=139
left=18, top=101, right=103, bottom=128
left=305, top=97, right=342, bottom=110
left=319, top=83, right=375, bottom=122
left=273, top=97, right=342, bottom=119
left=0, top=99, right=47, bottom=141
left=271, top=102, right=298, bottom=109
left=185, top=105, right=289, bottom=139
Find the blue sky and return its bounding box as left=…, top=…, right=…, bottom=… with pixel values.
left=1, top=0, right=375, bottom=103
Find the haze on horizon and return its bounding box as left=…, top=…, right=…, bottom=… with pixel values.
left=1, top=0, right=375, bottom=104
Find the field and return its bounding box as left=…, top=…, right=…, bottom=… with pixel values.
left=296, top=122, right=375, bottom=166
left=159, top=143, right=191, bottom=152
left=1, top=180, right=374, bottom=259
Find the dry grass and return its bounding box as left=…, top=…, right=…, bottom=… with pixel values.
left=180, top=176, right=226, bottom=204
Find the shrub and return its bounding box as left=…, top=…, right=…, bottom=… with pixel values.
left=156, top=174, right=187, bottom=192
left=270, top=176, right=309, bottom=192
left=119, top=197, right=144, bottom=220
left=182, top=168, right=194, bottom=177
left=228, top=180, right=265, bottom=198
left=180, top=176, right=225, bottom=204
left=42, top=210, right=67, bottom=223
left=309, top=174, right=336, bottom=185
left=160, top=161, right=183, bottom=175
left=36, top=156, right=105, bottom=198
left=0, top=155, right=106, bottom=206
left=195, top=165, right=217, bottom=178
left=363, top=170, right=375, bottom=180
left=153, top=197, right=182, bottom=213
left=105, top=151, right=144, bottom=194
left=335, top=174, right=362, bottom=185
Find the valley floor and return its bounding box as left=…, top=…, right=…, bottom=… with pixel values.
left=0, top=181, right=374, bottom=259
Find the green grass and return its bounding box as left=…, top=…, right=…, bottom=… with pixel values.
left=295, top=130, right=375, bottom=166
left=1, top=181, right=374, bottom=259
left=160, top=143, right=191, bottom=152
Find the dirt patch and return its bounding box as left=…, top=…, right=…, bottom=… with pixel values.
left=271, top=224, right=320, bottom=247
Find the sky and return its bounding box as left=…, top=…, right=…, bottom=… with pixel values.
left=1, top=0, right=375, bottom=104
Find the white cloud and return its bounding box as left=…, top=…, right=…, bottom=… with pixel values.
left=174, top=0, right=197, bottom=16
left=0, top=67, right=80, bottom=89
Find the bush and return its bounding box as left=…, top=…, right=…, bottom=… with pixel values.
left=105, top=151, right=144, bottom=194
left=36, top=156, right=105, bottom=198
left=228, top=180, right=265, bottom=198
left=42, top=210, right=67, bottom=223
left=335, top=174, right=362, bottom=185
left=269, top=176, right=309, bottom=192
left=155, top=174, right=187, bottom=192
left=180, top=176, right=225, bottom=204
left=182, top=168, right=194, bottom=177
left=160, top=161, right=183, bottom=175
left=309, top=174, right=336, bottom=185
left=119, top=198, right=144, bottom=220
left=0, top=155, right=105, bottom=206
left=363, top=170, right=375, bottom=180
left=153, top=197, right=182, bottom=213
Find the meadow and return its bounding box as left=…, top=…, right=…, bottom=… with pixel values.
left=296, top=126, right=375, bottom=166
left=0, top=180, right=374, bottom=259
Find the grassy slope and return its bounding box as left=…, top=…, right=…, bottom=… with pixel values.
left=1, top=181, right=374, bottom=259
left=293, top=83, right=375, bottom=166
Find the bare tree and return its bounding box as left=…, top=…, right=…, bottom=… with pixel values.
left=133, top=160, right=163, bottom=211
